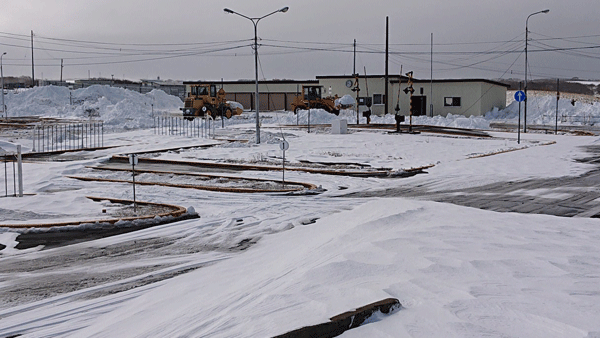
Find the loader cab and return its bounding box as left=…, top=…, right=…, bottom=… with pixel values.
left=190, top=84, right=217, bottom=97
left=303, top=86, right=322, bottom=101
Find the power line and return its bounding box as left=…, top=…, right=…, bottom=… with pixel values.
left=3, top=44, right=250, bottom=67
left=1, top=30, right=599, bottom=78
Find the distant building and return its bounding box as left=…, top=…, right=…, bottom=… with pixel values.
left=2, top=76, right=33, bottom=89
left=317, top=75, right=509, bottom=117
left=140, top=77, right=185, bottom=99
left=184, top=76, right=508, bottom=117
left=183, top=79, right=318, bottom=111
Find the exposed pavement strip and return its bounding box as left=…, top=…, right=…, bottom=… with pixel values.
left=344, top=145, right=600, bottom=218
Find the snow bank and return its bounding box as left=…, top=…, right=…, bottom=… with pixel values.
left=5, top=85, right=183, bottom=131
left=493, top=96, right=600, bottom=126
left=5, top=86, right=600, bottom=131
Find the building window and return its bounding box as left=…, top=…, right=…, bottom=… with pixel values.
left=444, top=97, right=461, bottom=107
left=358, top=97, right=372, bottom=106
left=373, top=94, right=386, bottom=105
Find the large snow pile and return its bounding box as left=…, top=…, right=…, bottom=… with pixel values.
left=5, top=85, right=183, bottom=130
left=267, top=109, right=491, bottom=129
left=264, top=94, right=600, bottom=130
left=489, top=95, right=600, bottom=126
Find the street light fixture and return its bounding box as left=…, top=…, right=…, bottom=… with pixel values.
left=1, top=52, right=6, bottom=120
left=524, top=9, right=549, bottom=133
left=224, top=6, right=289, bottom=144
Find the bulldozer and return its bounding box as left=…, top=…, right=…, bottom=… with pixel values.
left=181, top=84, right=243, bottom=120
left=291, top=85, right=341, bottom=115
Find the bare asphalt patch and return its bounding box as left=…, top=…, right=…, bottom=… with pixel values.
left=344, top=145, right=600, bottom=219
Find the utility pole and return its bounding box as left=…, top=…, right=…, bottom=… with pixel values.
left=1, top=52, right=6, bottom=119
left=430, top=33, right=433, bottom=117
left=60, top=59, right=63, bottom=82
left=353, top=39, right=356, bottom=76
left=385, top=17, right=389, bottom=116
left=31, top=31, right=35, bottom=86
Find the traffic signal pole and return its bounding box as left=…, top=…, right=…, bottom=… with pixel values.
left=403, top=71, right=415, bottom=133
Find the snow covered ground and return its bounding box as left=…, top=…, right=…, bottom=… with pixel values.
left=1, top=86, right=600, bottom=337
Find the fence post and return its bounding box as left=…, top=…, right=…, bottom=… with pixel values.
left=17, top=145, right=23, bottom=197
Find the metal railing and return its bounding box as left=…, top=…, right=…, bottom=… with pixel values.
left=558, top=114, right=600, bottom=125
left=32, top=122, right=104, bottom=153
left=2, top=154, right=18, bottom=197
left=153, top=116, right=215, bottom=138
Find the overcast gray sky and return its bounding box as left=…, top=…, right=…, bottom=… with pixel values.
left=1, top=0, right=599, bottom=82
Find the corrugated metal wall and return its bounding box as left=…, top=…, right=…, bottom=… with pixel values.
left=226, top=92, right=300, bottom=111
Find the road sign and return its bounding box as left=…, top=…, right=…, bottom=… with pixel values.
left=280, top=140, right=289, bottom=151
left=129, top=154, right=138, bottom=165
left=514, top=90, right=526, bottom=102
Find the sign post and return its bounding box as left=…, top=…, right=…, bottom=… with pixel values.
left=514, top=88, right=526, bottom=144
left=280, top=140, right=289, bottom=185
left=556, top=79, right=559, bottom=135
left=129, top=154, right=138, bottom=213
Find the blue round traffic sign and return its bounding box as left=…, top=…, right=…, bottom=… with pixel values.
left=514, top=90, right=526, bottom=102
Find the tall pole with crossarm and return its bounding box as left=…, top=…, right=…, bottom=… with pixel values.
left=224, top=6, right=289, bottom=144
left=1, top=52, right=6, bottom=119
left=524, top=9, right=549, bottom=133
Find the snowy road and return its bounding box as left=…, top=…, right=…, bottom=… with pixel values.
left=2, top=97, right=600, bottom=336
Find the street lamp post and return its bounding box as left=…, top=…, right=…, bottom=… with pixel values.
left=224, top=6, right=289, bottom=144
left=524, top=9, right=549, bottom=133
left=1, top=52, right=6, bottom=119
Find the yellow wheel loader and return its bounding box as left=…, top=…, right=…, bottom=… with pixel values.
left=181, top=84, right=243, bottom=120
left=291, top=85, right=341, bottom=115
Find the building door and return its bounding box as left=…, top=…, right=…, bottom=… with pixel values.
left=411, top=96, right=427, bottom=116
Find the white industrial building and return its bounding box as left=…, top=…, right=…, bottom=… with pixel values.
left=184, top=75, right=509, bottom=117
left=317, top=75, right=509, bottom=117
